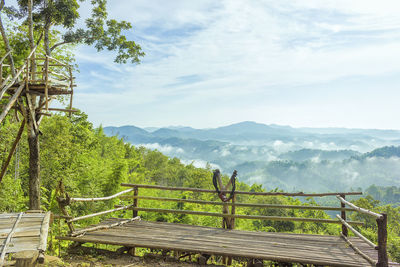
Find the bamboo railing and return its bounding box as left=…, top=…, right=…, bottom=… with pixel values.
left=56, top=182, right=388, bottom=266
left=336, top=195, right=388, bottom=267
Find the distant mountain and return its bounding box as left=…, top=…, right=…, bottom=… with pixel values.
left=280, top=149, right=360, bottom=162
left=353, top=146, right=400, bottom=160
left=103, top=125, right=151, bottom=143
left=103, top=122, right=400, bottom=192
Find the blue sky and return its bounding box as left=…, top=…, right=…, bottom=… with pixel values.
left=71, top=0, right=400, bottom=129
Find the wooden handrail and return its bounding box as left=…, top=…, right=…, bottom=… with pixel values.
left=336, top=195, right=382, bottom=219
left=129, top=207, right=364, bottom=226
left=70, top=188, right=134, bottom=202
left=121, top=195, right=355, bottom=212
left=336, top=214, right=377, bottom=249
left=340, top=233, right=377, bottom=265
left=121, top=183, right=363, bottom=197
left=68, top=204, right=133, bottom=223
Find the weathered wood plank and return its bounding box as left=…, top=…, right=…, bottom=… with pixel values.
left=57, top=220, right=379, bottom=267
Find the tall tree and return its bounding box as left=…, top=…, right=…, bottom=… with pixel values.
left=0, top=0, right=144, bottom=209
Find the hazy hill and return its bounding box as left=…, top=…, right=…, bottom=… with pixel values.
left=104, top=122, right=400, bottom=192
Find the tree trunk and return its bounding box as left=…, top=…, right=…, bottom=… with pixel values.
left=27, top=118, right=40, bottom=210
left=0, top=0, right=16, bottom=76
left=44, top=22, right=51, bottom=56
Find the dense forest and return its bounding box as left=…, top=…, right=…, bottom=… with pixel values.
left=0, top=113, right=399, bottom=262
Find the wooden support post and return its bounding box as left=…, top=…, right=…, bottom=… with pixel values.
left=57, top=180, right=75, bottom=233
left=376, top=213, right=388, bottom=267
left=44, top=56, right=49, bottom=111
left=0, top=63, right=3, bottom=84
left=14, top=250, right=39, bottom=267
left=230, top=194, right=236, bottom=230
left=25, top=58, right=29, bottom=91
left=133, top=186, right=139, bottom=218
left=340, top=194, right=348, bottom=237
left=68, top=67, right=73, bottom=117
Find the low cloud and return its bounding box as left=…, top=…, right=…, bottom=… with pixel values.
left=139, top=143, right=184, bottom=154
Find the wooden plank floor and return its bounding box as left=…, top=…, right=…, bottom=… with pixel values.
left=0, top=212, right=50, bottom=253
left=57, top=218, right=400, bottom=267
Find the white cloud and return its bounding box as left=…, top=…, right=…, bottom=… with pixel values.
left=73, top=0, right=400, bottom=129
left=139, top=143, right=184, bottom=155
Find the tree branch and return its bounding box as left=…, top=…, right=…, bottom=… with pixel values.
left=50, top=40, right=70, bottom=51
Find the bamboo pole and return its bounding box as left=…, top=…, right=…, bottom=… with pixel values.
left=68, top=67, right=73, bottom=117
left=130, top=207, right=364, bottom=225
left=0, top=119, right=25, bottom=183
left=0, top=83, right=25, bottom=125
left=68, top=204, right=133, bottom=223
left=121, top=195, right=355, bottom=211
left=336, top=195, right=382, bottom=219
left=340, top=233, right=376, bottom=266
left=335, top=215, right=377, bottom=249
left=70, top=216, right=141, bottom=237
left=70, top=188, right=134, bottom=202
left=44, top=56, right=49, bottom=110
left=121, top=183, right=363, bottom=197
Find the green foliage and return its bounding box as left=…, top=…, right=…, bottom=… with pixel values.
left=1, top=113, right=399, bottom=262
left=349, top=197, right=400, bottom=262
left=366, top=184, right=400, bottom=206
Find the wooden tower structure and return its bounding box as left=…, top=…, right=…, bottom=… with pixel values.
left=0, top=45, right=76, bottom=182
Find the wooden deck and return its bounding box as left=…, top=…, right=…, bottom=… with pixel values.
left=0, top=212, right=50, bottom=265
left=57, top=218, right=395, bottom=267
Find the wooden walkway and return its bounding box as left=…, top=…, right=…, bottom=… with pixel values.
left=0, top=212, right=50, bottom=265
left=58, top=218, right=393, bottom=267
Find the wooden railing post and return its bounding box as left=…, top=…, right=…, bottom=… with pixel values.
left=44, top=56, right=49, bottom=110
left=133, top=186, right=139, bottom=218
left=340, top=194, right=348, bottom=237
left=230, top=194, right=236, bottom=230
left=376, top=213, right=388, bottom=267
left=68, top=67, right=73, bottom=117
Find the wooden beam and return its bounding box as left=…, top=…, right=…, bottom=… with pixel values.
left=129, top=207, right=364, bottom=226
left=121, top=183, right=363, bottom=197
left=120, top=195, right=355, bottom=211
left=70, top=216, right=141, bottom=237
left=340, top=233, right=376, bottom=266
left=337, top=195, right=382, bottom=219
left=46, top=108, right=78, bottom=113
left=0, top=119, right=25, bottom=183
left=0, top=83, right=25, bottom=125
left=336, top=214, right=376, bottom=249
left=68, top=204, right=133, bottom=223
left=70, top=188, right=134, bottom=202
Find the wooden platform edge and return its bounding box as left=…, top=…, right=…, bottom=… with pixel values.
left=55, top=234, right=369, bottom=267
